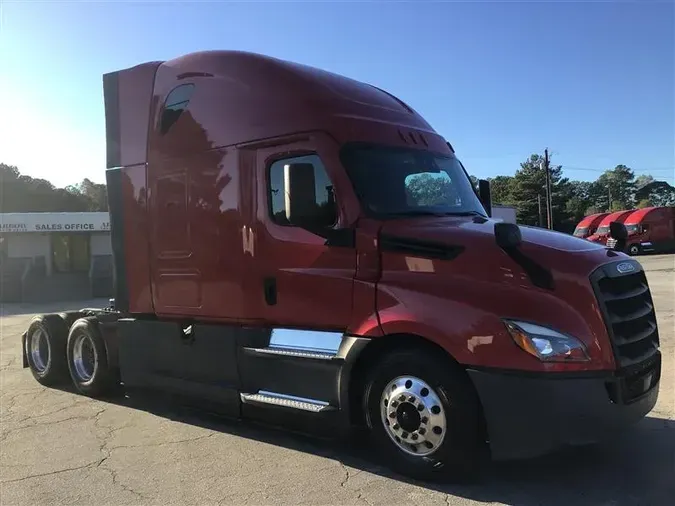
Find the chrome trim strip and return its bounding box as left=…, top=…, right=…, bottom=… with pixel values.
left=269, top=328, right=343, bottom=355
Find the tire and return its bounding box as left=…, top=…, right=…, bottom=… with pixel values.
left=628, top=244, right=640, bottom=256
left=362, top=348, right=486, bottom=483
left=58, top=311, right=83, bottom=330
left=24, top=314, right=71, bottom=386
left=66, top=317, right=119, bottom=397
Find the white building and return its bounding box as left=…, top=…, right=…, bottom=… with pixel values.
left=0, top=213, right=113, bottom=303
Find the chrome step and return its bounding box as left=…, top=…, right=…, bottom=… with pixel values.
left=240, top=391, right=334, bottom=413
left=244, top=346, right=336, bottom=360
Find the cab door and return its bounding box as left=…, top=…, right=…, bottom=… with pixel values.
left=249, top=134, right=359, bottom=332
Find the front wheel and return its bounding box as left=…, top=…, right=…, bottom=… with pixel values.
left=628, top=244, right=640, bottom=256
left=362, top=348, right=487, bottom=482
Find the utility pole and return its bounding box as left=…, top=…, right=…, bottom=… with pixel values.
left=537, top=194, right=543, bottom=228
left=542, top=149, right=553, bottom=229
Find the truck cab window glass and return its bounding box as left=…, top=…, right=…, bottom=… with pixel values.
left=159, top=84, right=195, bottom=135
left=340, top=144, right=486, bottom=218
left=268, top=155, right=337, bottom=228
left=573, top=227, right=588, bottom=237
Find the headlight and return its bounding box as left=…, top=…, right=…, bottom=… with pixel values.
left=503, top=320, right=589, bottom=362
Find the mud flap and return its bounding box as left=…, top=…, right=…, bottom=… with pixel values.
left=21, top=332, right=28, bottom=368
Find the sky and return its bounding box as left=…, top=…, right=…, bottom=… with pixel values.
left=0, top=0, right=673, bottom=188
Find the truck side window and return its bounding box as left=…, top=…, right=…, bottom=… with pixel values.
left=268, top=155, right=337, bottom=228
left=159, top=84, right=195, bottom=135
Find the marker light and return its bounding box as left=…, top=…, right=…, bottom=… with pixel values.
left=504, top=320, right=590, bottom=362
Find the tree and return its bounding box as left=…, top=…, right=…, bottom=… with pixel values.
left=487, top=175, right=515, bottom=205
left=66, top=178, right=108, bottom=211
left=0, top=163, right=96, bottom=213
left=634, top=180, right=675, bottom=207
left=406, top=173, right=456, bottom=206
left=594, top=165, right=636, bottom=211
left=509, top=153, right=566, bottom=227
left=635, top=174, right=655, bottom=189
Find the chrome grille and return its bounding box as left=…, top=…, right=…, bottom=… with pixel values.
left=590, top=261, right=660, bottom=369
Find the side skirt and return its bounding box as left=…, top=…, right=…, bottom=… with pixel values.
left=111, top=318, right=369, bottom=434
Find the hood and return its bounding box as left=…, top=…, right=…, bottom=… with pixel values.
left=376, top=216, right=624, bottom=372
left=380, top=216, right=617, bottom=281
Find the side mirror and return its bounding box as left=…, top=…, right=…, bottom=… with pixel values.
left=478, top=179, right=492, bottom=217
left=494, top=222, right=522, bottom=249
left=609, top=221, right=627, bottom=252
left=285, top=162, right=337, bottom=230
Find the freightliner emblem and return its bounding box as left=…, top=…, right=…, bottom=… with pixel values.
left=616, top=262, right=636, bottom=274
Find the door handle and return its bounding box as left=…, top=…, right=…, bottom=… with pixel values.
left=263, top=277, right=277, bottom=306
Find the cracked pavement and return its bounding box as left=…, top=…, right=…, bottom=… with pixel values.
left=1, top=255, right=673, bottom=505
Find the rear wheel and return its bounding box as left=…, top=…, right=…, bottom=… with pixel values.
left=24, top=315, right=70, bottom=386
left=362, top=348, right=486, bottom=482
left=66, top=317, right=119, bottom=397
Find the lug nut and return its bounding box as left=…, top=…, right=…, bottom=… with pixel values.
left=392, top=423, right=400, bottom=430
left=391, top=401, right=399, bottom=408
left=389, top=412, right=396, bottom=418
left=417, top=404, right=424, bottom=411
left=399, top=395, right=406, bottom=402
left=421, top=416, right=428, bottom=424
left=401, top=432, right=408, bottom=439
left=418, top=428, right=426, bottom=435
left=411, top=433, right=419, bottom=441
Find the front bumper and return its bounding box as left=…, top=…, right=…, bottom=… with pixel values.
left=468, top=354, right=661, bottom=461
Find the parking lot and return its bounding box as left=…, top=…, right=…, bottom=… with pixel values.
left=1, top=255, right=673, bottom=506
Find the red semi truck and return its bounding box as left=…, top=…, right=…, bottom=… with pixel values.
left=587, top=209, right=635, bottom=245
left=607, top=206, right=675, bottom=255
left=573, top=212, right=610, bottom=239
left=21, top=51, right=661, bottom=482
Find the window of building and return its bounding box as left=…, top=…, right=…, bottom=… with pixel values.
left=159, top=84, right=195, bottom=135
left=51, top=234, right=90, bottom=273
left=268, top=154, right=337, bottom=228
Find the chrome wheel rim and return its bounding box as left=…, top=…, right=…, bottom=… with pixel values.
left=72, top=333, right=97, bottom=382
left=380, top=375, right=447, bottom=456
left=30, top=328, right=50, bottom=373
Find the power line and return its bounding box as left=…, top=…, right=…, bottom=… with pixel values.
left=563, top=166, right=674, bottom=173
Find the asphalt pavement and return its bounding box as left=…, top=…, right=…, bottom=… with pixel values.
left=1, top=255, right=673, bottom=505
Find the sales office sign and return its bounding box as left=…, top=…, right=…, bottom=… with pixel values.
left=0, top=213, right=111, bottom=233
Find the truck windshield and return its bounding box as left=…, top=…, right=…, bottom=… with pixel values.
left=340, top=143, right=487, bottom=218
left=573, top=227, right=588, bottom=237
left=596, top=225, right=610, bottom=235
left=626, top=224, right=639, bottom=234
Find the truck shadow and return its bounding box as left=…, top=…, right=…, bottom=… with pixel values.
left=66, top=386, right=673, bottom=506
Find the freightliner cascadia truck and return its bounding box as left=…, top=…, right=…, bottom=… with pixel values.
left=21, top=50, right=661, bottom=482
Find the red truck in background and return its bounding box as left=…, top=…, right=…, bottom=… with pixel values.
left=573, top=212, right=609, bottom=239
left=607, top=206, right=675, bottom=255
left=587, top=209, right=635, bottom=245
left=20, top=51, right=661, bottom=482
